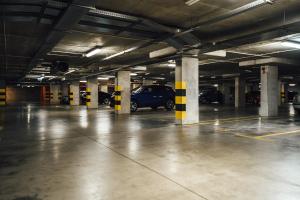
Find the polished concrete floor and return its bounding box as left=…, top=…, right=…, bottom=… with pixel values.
left=1, top=104, right=300, bottom=200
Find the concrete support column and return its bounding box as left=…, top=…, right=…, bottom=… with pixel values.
left=142, top=79, right=153, bottom=85
left=86, top=78, right=99, bottom=109
left=115, top=71, right=131, bottom=114
left=235, top=77, right=246, bottom=108
left=278, top=81, right=285, bottom=106
left=0, top=80, right=6, bottom=106
left=221, top=83, right=231, bottom=105
left=50, top=85, right=61, bottom=105
left=260, top=66, right=278, bottom=117
left=69, top=82, right=80, bottom=106
left=175, top=56, right=199, bottom=125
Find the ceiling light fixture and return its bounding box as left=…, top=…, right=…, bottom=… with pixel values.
left=103, top=47, right=138, bottom=60
left=85, top=48, right=101, bottom=57
left=185, top=0, right=200, bottom=6
left=168, top=63, right=176, bottom=68
left=64, top=69, right=76, bottom=75
left=289, top=83, right=296, bottom=87
left=97, top=77, right=109, bottom=80
left=130, top=73, right=138, bottom=76
left=281, top=41, right=300, bottom=49
left=80, top=80, right=87, bottom=83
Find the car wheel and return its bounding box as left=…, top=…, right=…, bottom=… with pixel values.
left=165, top=99, right=174, bottom=111
left=131, top=101, right=138, bottom=112
left=103, top=98, right=110, bottom=105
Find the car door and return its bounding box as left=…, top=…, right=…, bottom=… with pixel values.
left=137, top=87, right=155, bottom=107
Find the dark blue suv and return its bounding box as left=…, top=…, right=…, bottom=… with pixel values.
left=131, top=85, right=175, bottom=112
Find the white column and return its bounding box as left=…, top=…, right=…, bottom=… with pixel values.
left=235, top=77, right=245, bottom=108
left=260, top=66, right=278, bottom=117
left=86, top=78, right=99, bottom=109
left=221, top=83, right=232, bottom=105
left=175, top=56, right=199, bottom=125
left=50, top=84, right=61, bottom=105
left=115, top=71, right=131, bottom=114
left=69, top=82, right=80, bottom=106
left=142, top=79, right=153, bottom=85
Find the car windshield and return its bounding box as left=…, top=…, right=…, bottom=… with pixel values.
left=132, top=86, right=144, bottom=94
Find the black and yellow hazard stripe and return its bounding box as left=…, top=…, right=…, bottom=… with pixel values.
left=86, top=88, right=91, bottom=107
left=175, top=82, right=186, bottom=120
left=0, top=87, right=6, bottom=106
left=69, top=92, right=74, bottom=105
left=45, top=91, right=50, bottom=103
left=58, top=92, right=62, bottom=101
left=114, top=85, right=122, bottom=111
left=50, top=92, right=54, bottom=100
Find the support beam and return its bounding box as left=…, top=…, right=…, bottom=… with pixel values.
left=260, top=66, right=278, bottom=117
left=235, top=77, right=246, bottom=108
left=86, top=78, right=99, bottom=109
left=175, top=55, right=199, bottom=125
left=24, top=0, right=96, bottom=77
left=69, top=82, right=80, bottom=106
left=115, top=71, right=131, bottom=114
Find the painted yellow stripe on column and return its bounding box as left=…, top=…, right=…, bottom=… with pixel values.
left=86, top=102, right=91, bottom=106
left=86, top=88, right=91, bottom=92
left=176, top=96, right=186, bottom=104
left=86, top=95, right=91, bottom=99
left=115, top=105, right=121, bottom=111
left=0, top=102, right=5, bottom=105
left=115, top=96, right=121, bottom=101
left=0, top=95, right=5, bottom=99
left=176, top=111, right=186, bottom=120
left=115, top=85, right=122, bottom=91
left=175, top=82, right=186, bottom=89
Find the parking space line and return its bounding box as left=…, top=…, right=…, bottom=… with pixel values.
left=255, top=129, right=300, bottom=139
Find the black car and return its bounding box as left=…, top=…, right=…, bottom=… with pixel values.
left=199, top=89, right=223, bottom=104
left=99, top=91, right=112, bottom=105
left=111, top=85, right=175, bottom=112
left=80, top=91, right=112, bottom=105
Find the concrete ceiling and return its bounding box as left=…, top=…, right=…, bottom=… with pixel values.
left=1, top=0, right=300, bottom=84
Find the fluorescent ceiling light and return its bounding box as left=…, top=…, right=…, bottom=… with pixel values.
left=103, top=47, right=138, bottom=60
left=168, top=63, right=176, bottom=67
left=80, top=80, right=87, bottom=83
left=185, top=0, right=200, bottom=6
left=130, top=73, right=138, bottom=76
left=281, top=41, right=300, bottom=49
left=97, top=77, right=109, bottom=80
left=64, top=69, right=76, bottom=75
left=86, top=48, right=101, bottom=57
left=132, top=66, right=147, bottom=71
left=289, top=83, right=296, bottom=87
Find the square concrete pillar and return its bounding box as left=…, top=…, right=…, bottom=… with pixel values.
left=50, top=84, right=61, bottom=105
left=115, top=71, right=131, bottom=114
left=0, top=80, right=6, bottom=106
left=260, top=66, right=278, bottom=117
left=220, top=83, right=232, bottom=105
left=69, top=82, right=80, bottom=106
left=86, top=78, right=99, bottom=109
left=175, top=56, right=199, bottom=125
left=235, top=77, right=245, bottom=108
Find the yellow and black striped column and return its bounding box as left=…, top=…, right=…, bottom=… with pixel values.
left=114, top=85, right=122, bottom=111
left=175, top=82, right=186, bottom=120
left=86, top=88, right=91, bottom=107
left=69, top=92, right=74, bottom=105
left=0, top=87, right=6, bottom=106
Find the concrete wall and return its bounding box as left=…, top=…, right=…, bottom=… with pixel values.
left=6, top=87, right=41, bottom=105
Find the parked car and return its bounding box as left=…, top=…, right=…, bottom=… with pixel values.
left=99, top=91, right=112, bottom=105
left=199, top=89, right=223, bottom=104
left=111, top=85, right=175, bottom=112
left=80, top=91, right=112, bottom=105
left=246, top=91, right=260, bottom=105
